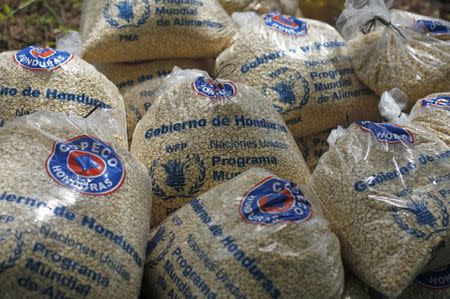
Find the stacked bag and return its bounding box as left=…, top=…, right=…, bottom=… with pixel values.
left=80, top=0, right=236, bottom=63
left=337, top=0, right=450, bottom=106
left=0, top=0, right=449, bottom=298
left=95, top=60, right=213, bottom=145
left=216, top=11, right=380, bottom=138
left=0, top=110, right=151, bottom=298
left=144, top=168, right=344, bottom=298
left=76, top=0, right=237, bottom=146
left=130, top=68, right=311, bottom=227
left=306, top=1, right=450, bottom=297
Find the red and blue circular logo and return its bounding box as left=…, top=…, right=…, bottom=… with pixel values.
left=192, top=76, right=237, bottom=101
left=357, top=121, right=415, bottom=144
left=14, top=46, right=73, bottom=71
left=264, top=13, right=308, bottom=37
left=421, top=96, right=450, bottom=111
left=240, top=177, right=312, bottom=225
left=46, top=135, right=125, bottom=196
left=416, top=265, right=450, bottom=289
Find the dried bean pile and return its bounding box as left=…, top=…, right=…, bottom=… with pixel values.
left=144, top=168, right=344, bottom=299
left=0, top=111, right=151, bottom=298
left=131, top=68, right=310, bottom=227
left=311, top=120, right=450, bottom=297
left=0, top=46, right=127, bottom=147
left=81, top=0, right=236, bottom=63
left=217, top=12, right=380, bottom=138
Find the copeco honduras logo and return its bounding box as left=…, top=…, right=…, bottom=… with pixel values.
left=14, top=46, right=73, bottom=71
left=240, top=177, right=312, bottom=225
left=264, top=13, right=308, bottom=37
left=421, top=95, right=450, bottom=111
left=392, top=194, right=449, bottom=240
left=104, top=0, right=150, bottom=29
left=415, top=19, right=450, bottom=36
left=416, top=265, right=450, bottom=289
left=192, top=76, right=237, bottom=101
left=46, top=135, right=125, bottom=196
left=357, top=121, right=415, bottom=144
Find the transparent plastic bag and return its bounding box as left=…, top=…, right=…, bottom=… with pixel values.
left=378, top=90, right=450, bottom=272
left=390, top=9, right=450, bottom=41
left=216, top=12, right=380, bottom=139
left=378, top=90, right=450, bottom=147
left=310, top=120, right=450, bottom=297
left=96, top=60, right=213, bottom=145
left=80, top=0, right=236, bottom=63
left=130, top=68, right=311, bottom=227
left=96, top=59, right=213, bottom=92
left=143, top=168, right=344, bottom=299
left=120, top=81, right=153, bottom=147
left=378, top=88, right=409, bottom=122
left=409, top=92, right=450, bottom=147
left=56, top=30, right=84, bottom=57
left=95, top=60, right=213, bottom=145
left=0, top=110, right=151, bottom=298
left=219, top=0, right=300, bottom=16
left=398, top=264, right=450, bottom=299
left=0, top=46, right=127, bottom=148
left=337, top=0, right=450, bottom=106
left=296, top=130, right=331, bottom=172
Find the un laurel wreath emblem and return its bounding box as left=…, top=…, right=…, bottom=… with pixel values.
left=104, top=0, right=151, bottom=29
left=262, top=70, right=310, bottom=114
left=0, top=229, right=24, bottom=274
left=145, top=225, right=175, bottom=270
left=392, top=194, right=449, bottom=240
left=149, top=154, right=206, bottom=200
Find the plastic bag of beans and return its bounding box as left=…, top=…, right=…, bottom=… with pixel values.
left=80, top=0, right=236, bottom=63
left=310, top=119, right=450, bottom=297
left=219, top=0, right=300, bottom=16
left=390, top=9, right=450, bottom=41
left=96, top=59, right=213, bottom=92
left=379, top=90, right=450, bottom=272
left=372, top=264, right=450, bottom=299
left=216, top=12, right=380, bottom=139
left=337, top=0, right=450, bottom=107
left=120, top=81, right=155, bottom=147
left=0, top=46, right=128, bottom=148
left=96, top=60, right=213, bottom=145
left=143, top=168, right=344, bottom=299
left=0, top=110, right=151, bottom=298
left=379, top=90, right=450, bottom=147
left=131, top=68, right=311, bottom=227
left=296, top=130, right=331, bottom=172
left=397, top=264, right=450, bottom=299
left=409, top=92, right=450, bottom=146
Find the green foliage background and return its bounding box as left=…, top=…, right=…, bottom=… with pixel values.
left=0, top=0, right=447, bottom=52
left=0, top=0, right=82, bottom=51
